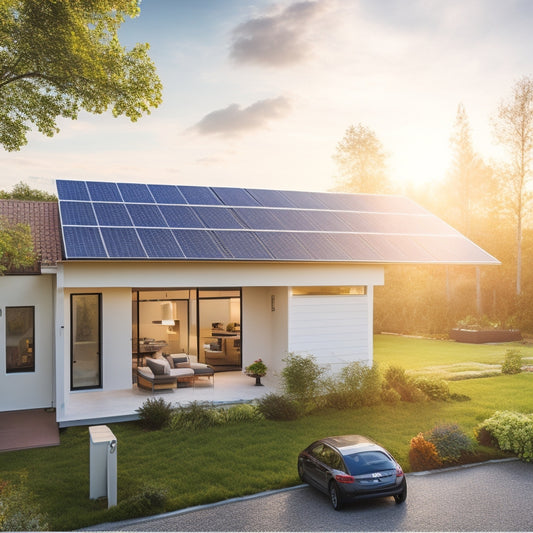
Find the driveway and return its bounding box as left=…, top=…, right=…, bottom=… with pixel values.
left=87, top=459, right=533, bottom=531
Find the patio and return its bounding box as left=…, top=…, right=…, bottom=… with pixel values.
left=59, top=371, right=274, bottom=427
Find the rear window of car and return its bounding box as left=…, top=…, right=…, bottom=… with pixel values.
left=343, top=451, right=395, bottom=475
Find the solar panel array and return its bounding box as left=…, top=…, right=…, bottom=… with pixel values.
left=56, top=180, right=498, bottom=264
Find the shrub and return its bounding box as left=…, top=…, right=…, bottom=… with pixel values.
left=380, top=386, right=401, bottom=404
left=384, top=365, right=427, bottom=402
left=476, top=411, right=533, bottom=461
left=281, top=353, right=325, bottom=401
left=425, top=423, right=473, bottom=463
left=256, top=393, right=302, bottom=420
left=501, top=349, right=523, bottom=375
left=169, top=401, right=223, bottom=431
left=413, top=377, right=450, bottom=401
left=323, top=362, right=383, bottom=409
left=136, top=397, right=173, bottom=430
left=0, top=475, right=48, bottom=531
left=408, top=433, right=442, bottom=471
left=110, top=485, right=167, bottom=521
left=222, top=404, right=263, bottom=423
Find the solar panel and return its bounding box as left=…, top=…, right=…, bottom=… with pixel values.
left=212, top=187, right=260, bottom=207
left=56, top=180, right=89, bottom=201
left=86, top=181, right=122, bottom=202
left=160, top=205, right=205, bottom=228
left=173, top=229, right=228, bottom=259
left=59, top=201, right=97, bottom=226
left=192, top=207, right=245, bottom=229
left=136, top=229, right=184, bottom=258
left=93, top=203, right=132, bottom=227
left=101, top=227, right=146, bottom=258
left=62, top=226, right=107, bottom=258
left=246, top=189, right=295, bottom=208
left=178, top=186, right=222, bottom=205
left=148, top=184, right=187, bottom=204
left=118, top=183, right=155, bottom=203
left=126, top=204, right=166, bottom=227
left=212, top=231, right=271, bottom=260
left=56, top=179, right=499, bottom=265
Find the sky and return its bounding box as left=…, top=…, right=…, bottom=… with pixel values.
left=2, top=0, right=533, bottom=196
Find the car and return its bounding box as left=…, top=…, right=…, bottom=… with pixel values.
left=297, top=434, right=407, bottom=510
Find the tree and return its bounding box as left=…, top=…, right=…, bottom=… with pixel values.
left=0, top=217, right=36, bottom=273
left=492, top=76, right=533, bottom=296
left=333, top=123, right=390, bottom=193
left=0, top=0, right=162, bottom=151
left=0, top=181, right=57, bottom=201
left=446, top=103, right=495, bottom=235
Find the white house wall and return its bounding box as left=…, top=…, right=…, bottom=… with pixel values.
left=0, top=275, right=55, bottom=411
left=60, top=261, right=384, bottom=289
left=288, top=291, right=373, bottom=373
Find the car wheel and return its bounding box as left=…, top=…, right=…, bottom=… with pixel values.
left=329, top=481, right=343, bottom=511
left=297, top=460, right=306, bottom=482
left=394, top=483, right=407, bottom=504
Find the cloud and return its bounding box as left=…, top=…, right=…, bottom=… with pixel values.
left=230, top=1, right=329, bottom=66
left=193, top=96, right=291, bottom=136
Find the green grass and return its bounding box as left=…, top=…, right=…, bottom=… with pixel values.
left=1, top=335, right=533, bottom=530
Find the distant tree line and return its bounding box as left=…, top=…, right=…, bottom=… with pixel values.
left=334, top=77, right=533, bottom=335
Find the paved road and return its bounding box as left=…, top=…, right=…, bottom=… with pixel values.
left=89, top=459, right=533, bottom=531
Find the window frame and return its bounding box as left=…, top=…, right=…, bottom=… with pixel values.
left=5, top=306, right=35, bottom=374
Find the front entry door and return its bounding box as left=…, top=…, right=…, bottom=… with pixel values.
left=71, top=293, right=102, bottom=390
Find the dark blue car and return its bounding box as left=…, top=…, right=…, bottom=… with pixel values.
left=298, top=435, right=407, bottom=510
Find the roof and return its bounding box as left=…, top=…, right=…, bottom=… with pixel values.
left=0, top=200, right=62, bottom=268
left=56, top=180, right=499, bottom=265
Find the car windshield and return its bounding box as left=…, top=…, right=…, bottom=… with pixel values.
left=343, top=451, right=395, bottom=475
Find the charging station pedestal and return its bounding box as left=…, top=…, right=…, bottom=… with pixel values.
left=89, top=425, right=117, bottom=508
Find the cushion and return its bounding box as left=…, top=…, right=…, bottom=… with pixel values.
left=165, top=355, right=175, bottom=368
left=171, top=355, right=190, bottom=368
left=170, top=367, right=194, bottom=378
left=146, top=357, right=169, bottom=375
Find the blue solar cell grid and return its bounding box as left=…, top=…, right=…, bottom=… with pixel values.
left=101, top=228, right=146, bottom=258
left=57, top=180, right=89, bottom=201
left=159, top=205, right=205, bottom=228
left=86, top=181, right=122, bottom=202
left=148, top=184, right=187, bottom=204
left=192, top=207, right=245, bottom=230
left=178, top=186, right=222, bottom=205
left=212, top=187, right=260, bottom=207
left=62, top=227, right=107, bottom=258
left=212, top=231, right=271, bottom=260
left=126, top=204, right=167, bottom=227
left=93, top=203, right=132, bottom=226
left=137, top=229, right=184, bottom=258
left=118, top=183, right=155, bottom=203
left=173, top=230, right=227, bottom=259
left=246, top=189, right=295, bottom=208
left=60, top=201, right=97, bottom=226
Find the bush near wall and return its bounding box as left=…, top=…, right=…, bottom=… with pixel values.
left=475, top=411, right=533, bottom=462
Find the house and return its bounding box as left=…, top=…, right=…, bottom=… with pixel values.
left=0, top=180, right=499, bottom=427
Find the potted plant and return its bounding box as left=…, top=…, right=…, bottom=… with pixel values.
left=245, top=358, right=267, bottom=386
left=450, top=316, right=521, bottom=344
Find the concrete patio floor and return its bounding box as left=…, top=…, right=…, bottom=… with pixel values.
left=59, top=371, right=274, bottom=427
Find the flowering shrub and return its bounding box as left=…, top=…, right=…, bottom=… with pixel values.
left=408, top=433, right=442, bottom=471
left=425, top=423, right=473, bottom=463
left=245, top=358, right=267, bottom=376
left=476, top=411, right=533, bottom=461
left=501, top=349, right=523, bottom=375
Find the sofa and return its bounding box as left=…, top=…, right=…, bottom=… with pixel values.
left=137, top=354, right=214, bottom=392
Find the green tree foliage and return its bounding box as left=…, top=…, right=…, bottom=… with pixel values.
left=0, top=181, right=57, bottom=201
left=0, top=0, right=163, bottom=151
left=0, top=217, right=36, bottom=274
left=333, top=123, right=390, bottom=193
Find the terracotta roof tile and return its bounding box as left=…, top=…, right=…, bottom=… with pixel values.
left=0, top=200, right=62, bottom=267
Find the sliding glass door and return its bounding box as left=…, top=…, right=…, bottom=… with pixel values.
left=71, top=294, right=101, bottom=390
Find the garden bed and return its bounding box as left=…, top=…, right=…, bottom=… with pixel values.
left=449, top=329, right=522, bottom=344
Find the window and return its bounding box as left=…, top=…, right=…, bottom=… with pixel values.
left=5, top=306, right=35, bottom=373
left=291, top=286, right=367, bottom=296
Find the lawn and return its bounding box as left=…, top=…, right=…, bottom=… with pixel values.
left=1, top=335, right=532, bottom=530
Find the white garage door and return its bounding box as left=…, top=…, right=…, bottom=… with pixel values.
left=288, top=294, right=370, bottom=369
